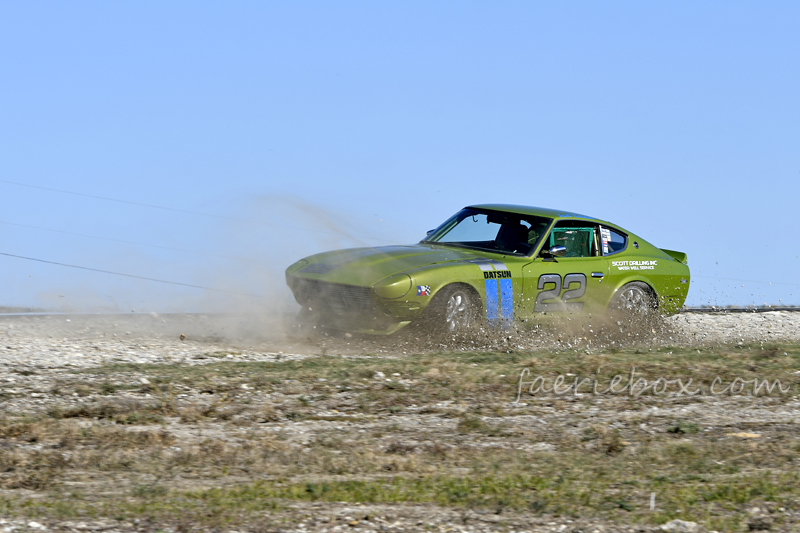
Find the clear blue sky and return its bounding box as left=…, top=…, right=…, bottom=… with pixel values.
left=1, top=2, right=798, bottom=312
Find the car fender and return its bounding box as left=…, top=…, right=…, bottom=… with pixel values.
left=607, top=269, right=689, bottom=314
left=399, top=262, right=487, bottom=308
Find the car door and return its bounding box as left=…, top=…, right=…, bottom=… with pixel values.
left=521, top=221, right=612, bottom=316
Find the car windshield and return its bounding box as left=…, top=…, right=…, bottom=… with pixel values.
left=421, top=208, right=552, bottom=256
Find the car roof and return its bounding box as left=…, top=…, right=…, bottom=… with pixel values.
left=467, top=204, right=613, bottom=225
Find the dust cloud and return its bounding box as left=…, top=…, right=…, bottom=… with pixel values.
left=8, top=195, right=690, bottom=354
left=14, top=195, right=411, bottom=350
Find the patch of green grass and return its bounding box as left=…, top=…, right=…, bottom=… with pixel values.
left=131, top=484, right=169, bottom=498
left=46, top=401, right=166, bottom=424
left=667, top=421, right=700, bottom=434
left=2, top=469, right=797, bottom=531
left=456, top=415, right=508, bottom=437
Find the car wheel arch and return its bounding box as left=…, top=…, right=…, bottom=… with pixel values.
left=430, top=282, right=482, bottom=309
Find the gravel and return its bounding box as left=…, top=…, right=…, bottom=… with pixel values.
left=0, top=311, right=798, bottom=532
left=0, top=511, right=711, bottom=533
left=1, top=311, right=798, bottom=370
left=673, top=311, right=800, bottom=345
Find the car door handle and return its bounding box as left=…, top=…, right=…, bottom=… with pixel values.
left=591, top=272, right=604, bottom=278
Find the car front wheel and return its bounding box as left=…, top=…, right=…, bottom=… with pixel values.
left=426, top=284, right=480, bottom=334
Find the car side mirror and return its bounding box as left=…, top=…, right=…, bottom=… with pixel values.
left=549, top=245, right=567, bottom=257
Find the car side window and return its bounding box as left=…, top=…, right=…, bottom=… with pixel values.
left=541, top=222, right=600, bottom=258
left=601, top=227, right=627, bottom=255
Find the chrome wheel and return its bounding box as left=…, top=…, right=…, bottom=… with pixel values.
left=610, top=282, right=656, bottom=316
left=445, top=290, right=474, bottom=331
left=421, top=285, right=479, bottom=335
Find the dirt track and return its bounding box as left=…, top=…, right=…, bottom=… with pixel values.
left=1, top=312, right=799, bottom=532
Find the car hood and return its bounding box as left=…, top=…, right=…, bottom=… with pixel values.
left=290, top=244, right=484, bottom=286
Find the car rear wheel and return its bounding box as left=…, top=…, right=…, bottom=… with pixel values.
left=426, top=284, right=481, bottom=334
left=609, top=282, right=657, bottom=317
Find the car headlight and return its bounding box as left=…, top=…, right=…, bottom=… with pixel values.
left=372, top=274, right=412, bottom=299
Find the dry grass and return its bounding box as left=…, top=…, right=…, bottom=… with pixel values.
left=0, top=342, right=799, bottom=530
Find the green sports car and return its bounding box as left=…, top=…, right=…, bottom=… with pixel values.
left=285, top=205, right=690, bottom=335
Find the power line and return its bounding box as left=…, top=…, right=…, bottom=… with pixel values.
left=0, top=220, right=266, bottom=264
left=0, top=178, right=380, bottom=241
left=0, top=178, right=281, bottom=227
left=0, top=251, right=263, bottom=298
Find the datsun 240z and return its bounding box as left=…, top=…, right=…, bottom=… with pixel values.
left=285, top=205, right=690, bottom=335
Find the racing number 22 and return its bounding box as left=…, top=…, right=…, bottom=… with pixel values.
left=534, top=273, right=587, bottom=312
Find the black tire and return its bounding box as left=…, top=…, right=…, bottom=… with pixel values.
left=608, top=281, right=658, bottom=318
left=424, top=284, right=481, bottom=334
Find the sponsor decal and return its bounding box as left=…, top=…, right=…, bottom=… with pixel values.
left=417, top=285, right=431, bottom=297
left=483, top=270, right=512, bottom=279
left=611, top=260, right=658, bottom=271
left=600, top=228, right=611, bottom=255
